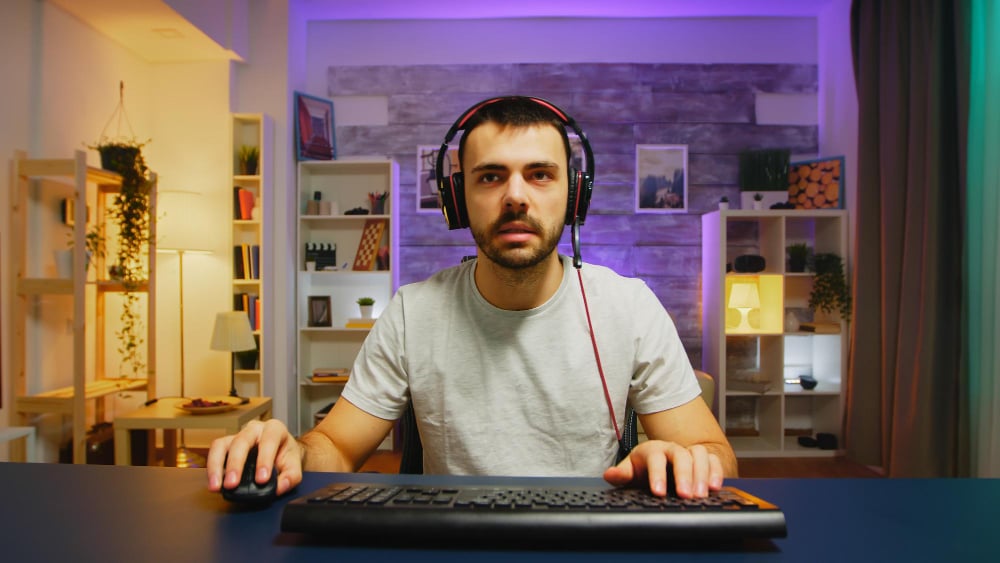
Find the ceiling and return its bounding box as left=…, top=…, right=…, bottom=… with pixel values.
left=46, top=0, right=835, bottom=62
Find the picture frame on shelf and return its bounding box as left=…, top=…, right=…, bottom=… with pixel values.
left=294, top=92, right=336, bottom=161
left=307, top=296, right=332, bottom=327
left=787, top=156, right=844, bottom=209
left=416, top=145, right=458, bottom=213
left=635, top=144, right=688, bottom=213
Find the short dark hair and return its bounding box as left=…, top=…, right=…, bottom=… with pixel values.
left=456, top=97, right=572, bottom=173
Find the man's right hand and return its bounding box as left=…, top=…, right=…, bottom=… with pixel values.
left=206, top=418, right=303, bottom=497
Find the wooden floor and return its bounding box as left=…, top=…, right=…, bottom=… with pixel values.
left=361, top=451, right=884, bottom=478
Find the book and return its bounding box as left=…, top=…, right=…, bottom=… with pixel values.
left=799, top=322, right=841, bottom=334
left=311, top=367, right=350, bottom=383
left=345, top=317, right=375, bottom=329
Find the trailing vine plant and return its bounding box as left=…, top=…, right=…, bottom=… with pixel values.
left=87, top=82, right=153, bottom=378
left=809, top=253, right=852, bottom=323
left=89, top=139, right=152, bottom=378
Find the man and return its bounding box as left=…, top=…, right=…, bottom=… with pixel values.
left=207, top=97, right=736, bottom=500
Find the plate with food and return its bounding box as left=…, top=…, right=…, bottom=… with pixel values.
left=176, top=396, right=242, bottom=414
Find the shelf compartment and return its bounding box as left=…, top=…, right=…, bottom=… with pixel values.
left=15, top=379, right=148, bottom=415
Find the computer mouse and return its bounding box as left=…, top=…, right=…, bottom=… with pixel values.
left=221, top=445, right=278, bottom=505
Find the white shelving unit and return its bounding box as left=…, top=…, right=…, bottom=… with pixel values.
left=295, top=159, right=399, bottom=444
left=701, top=209, right=848, bottom=457
left=230, top=113, right=272, bottom=396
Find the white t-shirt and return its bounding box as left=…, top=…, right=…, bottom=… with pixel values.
left=341, top=254, right=701, bottom=476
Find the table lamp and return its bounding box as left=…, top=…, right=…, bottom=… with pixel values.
left=729, top=281, right=761, bottom=331
left=211, top=311, right=257, bottom=403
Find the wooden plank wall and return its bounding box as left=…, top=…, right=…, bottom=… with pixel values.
left=326, top=63, right=818, bottom=367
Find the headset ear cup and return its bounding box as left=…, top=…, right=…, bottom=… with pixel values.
left=440, top=172, right=468, bottom=230
left=566, top=169, right=593, bottom=225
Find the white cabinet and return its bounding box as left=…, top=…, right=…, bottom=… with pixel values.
left=230, top=113, right=272, bottom=396
left=701, top=210, right=848, bottom=457
left=295, top=159, right=399, bottom=441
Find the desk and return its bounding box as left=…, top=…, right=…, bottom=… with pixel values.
left=0, top=463, right=995, bottom=562
left=113, top=397, right=272, bottom=465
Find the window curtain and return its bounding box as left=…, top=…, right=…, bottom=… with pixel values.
left=846, top=0, right=968, bottom=476
left=965, top=0, right=1000, bottom=477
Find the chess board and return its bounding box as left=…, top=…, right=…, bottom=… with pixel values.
left=352, top=219, right=387, bottom=271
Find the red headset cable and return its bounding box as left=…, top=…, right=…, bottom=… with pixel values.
left=576, top=266, right=622, bottom=444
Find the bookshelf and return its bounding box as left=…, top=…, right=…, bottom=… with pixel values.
left=296, top=159, right=399, bottom=444
left=701, top=209, right=848, bottom=457
left=230, top=113, right=272, bottom=396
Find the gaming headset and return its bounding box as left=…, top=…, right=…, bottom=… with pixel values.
left=435, top=96, right=595, bottom=232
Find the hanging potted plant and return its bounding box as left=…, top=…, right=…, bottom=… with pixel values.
left=808, top=253, right=851, bottom=323
left=86, top=83, right=153, bottom=378
left=88, top=137, right=153, bottom=378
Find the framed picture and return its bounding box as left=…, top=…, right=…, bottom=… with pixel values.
left=416, top=145, right=458, bottom=213
left=787, top=156, right=844, bottom=209
left=635, top=144, right=688, bottom=213
left=307, top=296, right=332, bottom=327
left=294, top=92, right=336, bottom=161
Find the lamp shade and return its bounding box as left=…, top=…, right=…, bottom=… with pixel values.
left=728, top=282, right=761, bottom=309
left=210, top=311, right=257, bottom=353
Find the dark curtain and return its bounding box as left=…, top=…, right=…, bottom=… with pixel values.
left=847, top=0, right=969, bottom=477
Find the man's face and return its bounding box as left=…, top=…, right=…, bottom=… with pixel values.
left=462, top=122, right=568, bottom=270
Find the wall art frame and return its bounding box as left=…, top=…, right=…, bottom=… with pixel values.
left=635, top=144, right=688, bottom=213
left=294, top=92, right=336, bottom=161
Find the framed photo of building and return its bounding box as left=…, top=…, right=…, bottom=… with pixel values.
left=307, top=296, right=332, bottom=327
left=294, top=92, right=335, bottom=161
left=416, top=145, right=458, bottom=213
left=635, top=144, right=688, bottom=213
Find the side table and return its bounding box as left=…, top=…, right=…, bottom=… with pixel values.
left=113, top=397, right=273, bottom=466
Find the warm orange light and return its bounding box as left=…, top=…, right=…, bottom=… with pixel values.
left=728, top=282, right=761, bottom=330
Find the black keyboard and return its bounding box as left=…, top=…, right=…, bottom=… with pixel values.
left=280, top=477, right=787, bottom=547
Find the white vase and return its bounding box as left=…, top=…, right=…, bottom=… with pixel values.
left=359, top=305, right=373, bottom=319
left=719, top=201, right=729, bottom=210
left=784, top=311, right=801, bottom=332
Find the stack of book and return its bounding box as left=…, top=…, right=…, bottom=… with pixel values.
left=311, top=368, right=349, bottom=383
left=233, top=244, right=261, bottom=280
left=345, top=317, right=375, bottom=329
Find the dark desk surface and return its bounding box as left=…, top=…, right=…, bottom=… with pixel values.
left=1, top=462, right=995, bottom=562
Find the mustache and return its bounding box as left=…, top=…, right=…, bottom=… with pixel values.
left=491, top=211, right=543, bottom=234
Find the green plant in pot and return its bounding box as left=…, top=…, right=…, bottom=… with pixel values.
left=88, top=137, right=152, bottom=378
left=809, top=253, right=851, bottom=323
left=786, top=243, right=811, bottom=273
left=357, top=296, right=375, bottom=319
left=238, top=145, right=260, bottom=175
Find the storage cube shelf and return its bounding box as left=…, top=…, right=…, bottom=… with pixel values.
left=296, top=159, right=399, bottom=440
left=702, top=210, right=848, bottom=457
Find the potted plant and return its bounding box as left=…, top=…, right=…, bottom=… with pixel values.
left=739, top=148, right=790, bottom=209
left=357, top=296, right=375, bottom=319
left=88, top=137, right=152, bottom=378
left=238, top=145, right=260, bottom=176
left=809, top=253, right=851, bottom=322
left=786, top=243, right=810, bottom=273
left=719, top=196, right=729, bottom=210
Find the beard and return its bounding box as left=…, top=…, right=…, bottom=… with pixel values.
left=471, top=211, right=564, bottom=270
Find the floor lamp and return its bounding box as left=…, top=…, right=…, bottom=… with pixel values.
left=158, top=191, right=212, bottom=468
left=210, top=311, right=257, bottom=403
